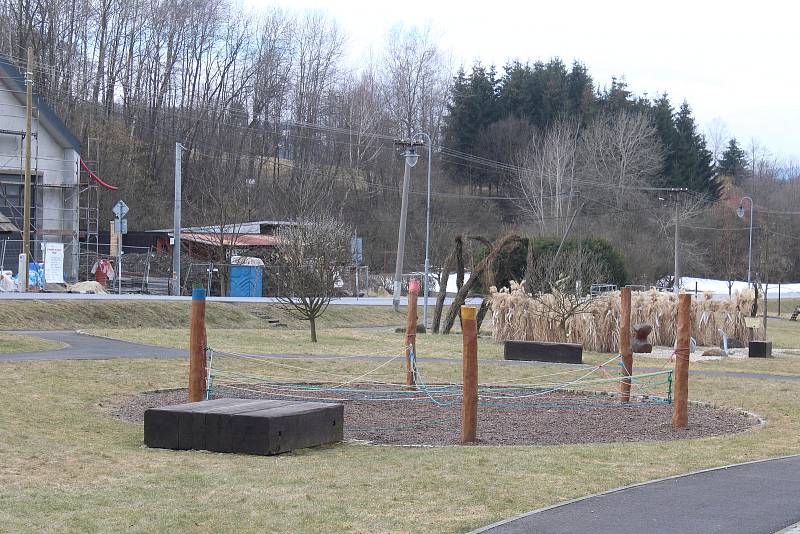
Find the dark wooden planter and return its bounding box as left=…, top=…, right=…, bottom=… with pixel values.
left=748, top=341, right=772, bottom=358
left=504, top=340, right=583, bottom=364
left=144, top=398, right=343, bottom=455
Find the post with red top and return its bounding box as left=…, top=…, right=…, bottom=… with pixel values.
left=188, top=287, right=207, bottom=402
left=619, top=287, right=633, bottom=402
left=461, top=305, right=478, bottom=444
left=405, top=279, right=420, bottom=386
left=672, top=293, right=691, bottom=428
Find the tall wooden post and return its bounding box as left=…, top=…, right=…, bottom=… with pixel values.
left=188, top=288, right=207, bottom=402
left=619, top=287, right=633, bottom=402
left=461, top=305, right=478, bottom=444
left=405, top=279, right=420, bottom=386
left=672, top=293, right=691, bottom=428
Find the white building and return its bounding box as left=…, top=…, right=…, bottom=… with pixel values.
left=0, top=55, right=81, bottom=282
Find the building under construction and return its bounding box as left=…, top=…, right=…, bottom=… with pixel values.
left=0, top=55, right=110, bottom=283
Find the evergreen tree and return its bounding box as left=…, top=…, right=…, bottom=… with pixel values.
left=649, top=94, right=678, bottom=180
left=442, top=63, right=501, bottom=186
left=717, top=138, right=749, bottom=184
left=667, top=101, right=719, bottom=197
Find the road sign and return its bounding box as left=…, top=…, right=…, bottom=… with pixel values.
left=113, top=200, right=129, bottom=219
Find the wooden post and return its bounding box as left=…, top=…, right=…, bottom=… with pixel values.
left=672, top=293, right=691, bottom=428
left=461, top=305, right=478, bottom=444
left=619, top=287, right=633, bottom=402
left=405, top=279, right=420, bottom=386
left=188, top=287, right=207, bottom=402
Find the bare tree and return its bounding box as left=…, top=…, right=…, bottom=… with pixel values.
left=272, top=216, right=353, bottom=342
left=526, top=247, right=608, bottom=339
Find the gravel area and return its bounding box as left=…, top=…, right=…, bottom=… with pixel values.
left=112, top=385, right=759, bottom=447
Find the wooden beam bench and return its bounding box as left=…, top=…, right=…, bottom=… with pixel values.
left=503, top=340, right=583, bottom=364
left=144, top=398, right=344, bottom=455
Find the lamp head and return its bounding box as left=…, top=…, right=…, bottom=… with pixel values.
left=737, top=205, right=745, bottom=218
left=404, top=148, right=419, bottom=167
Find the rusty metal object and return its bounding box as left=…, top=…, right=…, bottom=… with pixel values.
left=631, top=324, right=653, bottom=354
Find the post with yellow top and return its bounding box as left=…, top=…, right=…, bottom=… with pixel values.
left=188, top=287, right=207, bottom=402
left=461, top=305, right=478, bottom=444
left=672, top=293, right=691, bottom=428
left=404, top=279, right=420, bottom=386
left=619, top=287, right=633, bottom=402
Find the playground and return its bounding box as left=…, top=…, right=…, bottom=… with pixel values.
left=0, top=293, right=799, bottom=532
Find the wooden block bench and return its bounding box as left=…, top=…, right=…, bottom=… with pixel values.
left=144, top=398, right=344, bottom=455
left=503, top=341, right=583, bottom=364
left=748, top=341, right=773, bottom=358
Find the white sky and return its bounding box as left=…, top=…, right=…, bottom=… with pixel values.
left=248, top=0, right=800, bottom=160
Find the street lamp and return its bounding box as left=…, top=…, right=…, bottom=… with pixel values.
left=392, top=146, right=419, bottom=311
left=737, top=196, right=754, bottom=285
left=414, top=132, right=432, bottom=331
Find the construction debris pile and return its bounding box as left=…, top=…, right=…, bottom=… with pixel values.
left=490, top=283, right=762, bottom=352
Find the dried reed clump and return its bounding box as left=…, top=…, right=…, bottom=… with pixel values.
left=489, top=283, right=762, bottom=352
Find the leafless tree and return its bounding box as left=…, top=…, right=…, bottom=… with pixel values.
left=526, top=247, right=608, bottom=339
left=272, top=215, right=353, bottom=342
left=381, top=24, right=449, bottom=139
left=515, top=117, right=581, bottom=237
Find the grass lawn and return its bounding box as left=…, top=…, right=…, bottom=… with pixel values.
left=0, top=332, right=65, bottom=353
left=2, top=350, right=800, bottom=533
left=0, top=300, right=409, bottom=331
left=88, top=312, right=799, bottom=376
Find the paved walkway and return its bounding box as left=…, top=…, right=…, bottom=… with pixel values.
left=1, top=330, right=186, bottom=361
left=472, top=455, right=800, bottom=534
left=4, top=331, right=800, bottom=386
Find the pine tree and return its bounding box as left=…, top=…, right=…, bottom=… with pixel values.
left=717, top=138, right=749, bottom=184
left=668, top=101, right=719, bottom=197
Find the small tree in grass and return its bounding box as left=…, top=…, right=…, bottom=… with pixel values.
left=273, top=216, right=353, bottom=342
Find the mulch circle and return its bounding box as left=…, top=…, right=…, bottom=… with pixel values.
left=112, top=386, right=759, bottom=447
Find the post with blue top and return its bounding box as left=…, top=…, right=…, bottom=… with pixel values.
left=188, top=288, right=207, bottom=402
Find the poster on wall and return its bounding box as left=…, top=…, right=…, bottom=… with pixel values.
left=44, top=242, right=65, bottom=284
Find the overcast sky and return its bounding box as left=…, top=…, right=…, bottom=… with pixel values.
left=249, top=0, right=799, bottom=161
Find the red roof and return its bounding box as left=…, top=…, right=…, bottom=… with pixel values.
left=181, top=232, right=280, bottom=247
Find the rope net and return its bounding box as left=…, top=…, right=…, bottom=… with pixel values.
left=203, top=345, right=673, bottom=434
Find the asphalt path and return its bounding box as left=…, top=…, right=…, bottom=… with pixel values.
left=471, top=455, right=800, bottom=534
left=1, top=330, right=186, bottom=361
left=3, top=331, right=800, bottom=386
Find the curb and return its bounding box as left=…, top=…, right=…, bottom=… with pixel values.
left=468, top=453, right=800, bottom=533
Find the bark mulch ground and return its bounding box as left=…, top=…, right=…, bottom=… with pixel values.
left=111, top=385, right=759, bottom=447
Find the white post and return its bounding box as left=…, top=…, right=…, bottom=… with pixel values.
left=172, top=142, right=183, bottom=295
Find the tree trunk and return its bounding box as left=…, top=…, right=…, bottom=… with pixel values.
left=442, top=235, right=525, bottom=334
left=476, top=298, right=491, bottom=334
left=432, top=236, right=463, bottom=333
left=309, top=316, right=317, bottom=342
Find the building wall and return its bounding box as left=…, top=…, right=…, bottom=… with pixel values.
left=0, top=78, right=79, bottom=281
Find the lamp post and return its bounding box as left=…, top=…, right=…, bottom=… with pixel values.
left=392, top=145, right=419, bottom=311
left=415, top=132, right=432, bottom=330
left=737, top=196, right=754, bottom=285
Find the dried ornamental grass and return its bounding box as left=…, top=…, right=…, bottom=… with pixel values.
left=489, top=283, right=762, bottom=352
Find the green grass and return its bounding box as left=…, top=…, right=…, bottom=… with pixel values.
left=0, top=300, right=408, bottom=330
left=0, top=332, right=65, bottom=353
left=1, top=351, right=800, bottom=533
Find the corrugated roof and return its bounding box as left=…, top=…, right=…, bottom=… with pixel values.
left=181, top=232, right=280, bottom=247
left=0, top=213, right=19, bottom=233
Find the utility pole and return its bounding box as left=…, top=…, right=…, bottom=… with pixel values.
left=637, top=187, right=688, bottom=293
left=392, top=139, right=422, bottom=312
left=674, top=197, right=680, bottom=294
left=172, top=142, right=183, bottom=296
left=22, top=47, right=32, bottom=291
